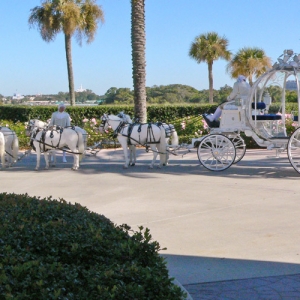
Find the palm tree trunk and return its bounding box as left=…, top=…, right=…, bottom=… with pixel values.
left=131, top=0, right=147, bottom=122
left=208, top=62, right=213, bottom=103
left=65, top=34, right=76, bottom=106
left=249, top=75, right=253, bottom=87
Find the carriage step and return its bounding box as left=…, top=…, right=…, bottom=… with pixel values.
left=269, top=136, right=289, bottom=140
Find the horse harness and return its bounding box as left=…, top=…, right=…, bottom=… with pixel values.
left=117, top=122, right=161, bottom=146
left=31, top=126, right=81, bottom=154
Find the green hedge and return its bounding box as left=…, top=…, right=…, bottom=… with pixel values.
left=0, top=103, right=296, bottom=124
left=0, top=104, right=297, bottom=149
left=0, top=193, right=186, bottom=300
left=0, top=104, right=218, bottom=125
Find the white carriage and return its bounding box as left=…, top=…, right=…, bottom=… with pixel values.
left=193, top=49, right=300, bottom=174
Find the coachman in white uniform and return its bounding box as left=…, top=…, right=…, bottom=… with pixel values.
left=203, top=75, right=251, bottom=125
left=49, top=103, right=71, bottom=162
left=49, top=103, right=71, bottom=128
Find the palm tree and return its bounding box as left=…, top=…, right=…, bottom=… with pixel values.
left=29, top=0, right=104, bottom=106
left=227, top=47, right=272, bottom=86
left=131, top=0, right=147, bottom=122
left=189, top=32, right=231, bottom=103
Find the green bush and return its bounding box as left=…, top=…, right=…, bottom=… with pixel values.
left=0, top=193, right=186, bottom=300
left=1, top=104, right=298, bottom=149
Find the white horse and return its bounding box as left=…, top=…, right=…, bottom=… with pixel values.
left=26, top=119, right=88, bottom=166
left=0, top=132, right=5, bottom=168
left=117, top=112, right=179, bottom=166
left=31, top=127, right=85, bottom=170
left=117, top=112, right=137, bottom=166
left=0, top=126, right=19, bottom=167
left=99, top=114, right=168, bottom=169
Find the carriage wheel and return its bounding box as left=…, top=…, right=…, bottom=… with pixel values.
left=230, top=135, right=246, bottom=164
left=287, top=127, right=300, bottom=174
left=197, top=134, right=236, bottom=171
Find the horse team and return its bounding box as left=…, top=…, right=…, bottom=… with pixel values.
left=0, top=113, right=178, bottom=171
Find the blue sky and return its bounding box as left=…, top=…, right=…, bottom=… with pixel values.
left=1, top=0, right=300, bottom=97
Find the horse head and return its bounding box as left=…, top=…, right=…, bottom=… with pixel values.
left=25, top=120, right=36, bottom=136
left=26, top=119, right=47, bottom=137
left=99, top=114, right=109, bottom=133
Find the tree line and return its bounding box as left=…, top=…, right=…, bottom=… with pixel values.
left=2, top=82, right=297, bottom=105
left=27, top=0, right=274, bottom=123
left=104, top=84, right=298, bottom=104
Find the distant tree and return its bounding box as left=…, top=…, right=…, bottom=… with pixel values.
left=104, top=87, right=118, bottom=104
left=218, top=84, right=232, bottom=102
left=114, top=88, right=134, bottom=104
left=131, top=0, right=147, bottom=122
left=286, top=90, right=298, bottom=103
left=29, top=0, right=104, bottom=106
left=189, top=32, right=231, bottom=103
left=266, top=85, right=282, bottom=103
left=227, top=47, right=271, bottom=86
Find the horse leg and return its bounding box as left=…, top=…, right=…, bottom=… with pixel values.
left=49, top=150, right=56, bottom=167
left=6, top=148, right=13, bottom=167
left=132, top=145, right=136, bottom=166
left=0, top=150, right=5, bottom=169
left=164, top=138, right=170, bottom=166
left=35, top=146, right=41, bottom=170
left=71, top=149, right=79, bottom=171
left=148, top=145, right=158, bottom=169
left=129, top=145, right=136, bottom=166
left=0, top=154, right=4, bottom=169
left=122, top=145, right=129, bottom=169
left=44, top=152, right=50, bottom=170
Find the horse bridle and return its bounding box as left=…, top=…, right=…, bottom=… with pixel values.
left=99, top=115, right=110, bottom=132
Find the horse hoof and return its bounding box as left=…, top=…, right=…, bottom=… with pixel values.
left=130, top=163, right=135, bottom=167
left=35, top=168, right=39, bottom=171
left=71, top=167, right=78, bottom=171
left=149, top=165, right=154, bottom=169
left=123, top=165, right=128, bottom=169
left=44, top=167, right=49, bottom=170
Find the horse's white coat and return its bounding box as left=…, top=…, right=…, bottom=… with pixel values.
left=0, top=132, right=5, bottom=168
left=27, top=119, right=88, bottom=167
left=32, top=127, right=85, bottom=171
left=100, top=114, right=168, bottom=169
left=117, top=112, right=179, bottom=166
left=0, top=127, right=19, bottom=167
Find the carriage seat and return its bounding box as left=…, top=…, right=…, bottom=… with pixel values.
left=251, top=102, right=281, bottom=121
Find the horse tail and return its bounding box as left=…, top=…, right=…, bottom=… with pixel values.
left=159, top=126, right=167, bottom=165
left=169, top=124, right=179, bottom=146
left=12, top=132, right=19, bottom=162
left=77, top=131, right=85, bottom=161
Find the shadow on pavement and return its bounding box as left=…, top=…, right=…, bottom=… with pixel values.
left=7, top=149, right=300, bottom=180
left=163, top=254, right=300, bottom=299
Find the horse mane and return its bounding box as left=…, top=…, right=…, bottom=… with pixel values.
left=108, top=114, right=122, bottom=121
left=116, top=112, right=133, bottom=123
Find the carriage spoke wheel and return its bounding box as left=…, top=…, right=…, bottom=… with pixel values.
left=287, top=127, right=300, bottom=174
left=229, top=135, right=246, bottom=164
left=197, top=134, right=236, bottom=171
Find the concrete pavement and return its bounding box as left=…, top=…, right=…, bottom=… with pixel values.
left=1, top=147, right=300, bottom=299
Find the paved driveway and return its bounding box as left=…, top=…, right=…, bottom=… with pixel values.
left=1, top=147, right=300, bottom=299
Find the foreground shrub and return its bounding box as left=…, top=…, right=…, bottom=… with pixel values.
left=0, top=193, right=186, bottom=300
